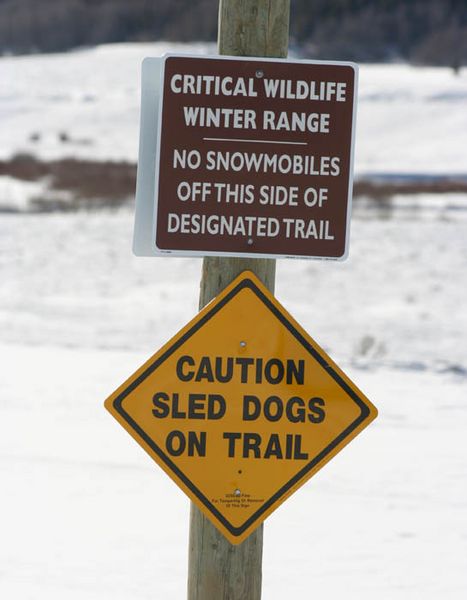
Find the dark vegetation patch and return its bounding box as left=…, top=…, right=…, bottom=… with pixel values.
left=0, top=154, right=136, bottom=211
left=1, top=0, right=466, bottom=67
left=0, top=153, right=466, bottom=212
left=353, top=178, right=467, bottom=201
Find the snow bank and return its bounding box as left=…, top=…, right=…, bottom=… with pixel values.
left=1, top=43, right=466, bottom=175
left=1, top=42, right=467, bottom=599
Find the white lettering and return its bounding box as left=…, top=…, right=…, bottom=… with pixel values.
left=262, top=110, right=330, bottom=133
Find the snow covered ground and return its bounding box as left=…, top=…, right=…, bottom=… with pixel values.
left=1, top=43, right=467, bottom=598
left=1, top=42, right=467, bottom=174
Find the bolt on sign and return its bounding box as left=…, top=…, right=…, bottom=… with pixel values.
left=133, top=55, right=358, bottom=260
left=105, top=271, right=377, bottom=544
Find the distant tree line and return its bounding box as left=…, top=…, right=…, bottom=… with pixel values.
left=1, top=0, right=466, bottom=66
left=294, top=0, right=467, bottom=68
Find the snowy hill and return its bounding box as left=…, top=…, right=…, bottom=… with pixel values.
left=1, top=43, right=467, bottom=598
left=1, top=42, right=467, bottom=172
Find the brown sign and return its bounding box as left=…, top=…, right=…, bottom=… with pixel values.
left=153, top=55, right=357, bottom=259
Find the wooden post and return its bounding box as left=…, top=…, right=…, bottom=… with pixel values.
left=187, top=1, right=290, bottom=599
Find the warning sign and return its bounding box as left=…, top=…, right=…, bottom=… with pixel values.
left=134, top=54, right=358, bottom=260
left=105, top=272, right=377, bottom=544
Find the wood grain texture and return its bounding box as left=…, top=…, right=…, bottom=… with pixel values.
left=218, top=0, right=290, bottom=58
left=188, top=504, right=264, bottom=600
left=188, top=1, right=289, bottom=598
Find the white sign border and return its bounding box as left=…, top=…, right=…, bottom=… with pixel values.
left=133, top=53, right=358, bottom=261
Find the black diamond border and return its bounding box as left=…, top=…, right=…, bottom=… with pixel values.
left=112, top=275, right=371, bottom=538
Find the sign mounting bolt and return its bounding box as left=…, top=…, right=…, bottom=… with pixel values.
left=240, top=341, right=247, bottom=347
left=255, top=69, right=264, bottom=78
left=234, top=489, right=241, bottom=496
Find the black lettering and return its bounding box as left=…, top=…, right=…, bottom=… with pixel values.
left=264, top=396, right=284, bottom=422
left=166, top=430, right=185, bottom=456
left=172, top=393, right=186, bottom=419
left=264, top=358, right=284, bottom=384
left=215, top=357, right=233, bottom=383
left=243, top=433, right=262, bottom=458
left=195, top=357, right=214, bottom=382
left=243, top=395, right=261, bottom=421
left=223, top=432, right=241, bottom=457
left=264, top=433, right=283, bottom=459
left=188, top=394, right=206, bottom=419
left=152, top=392, right=170, bottom=418
left=207, top=394, right=226, bottom=420
left=176, top=355, right=194, bottom=381
left=235, top=357, right=254, bottom=383
left=285, top=434, right=294, bottom=459
left=286, top=359, right=305, bottom=384
left=255, top=358, right=263, bottom=383
left=285, top=396, right=306, bottom=423
left=187, top=431, right=206, bottom=456
left=308, top=397, right=326, bottom=423
left=294, top=434, right=309, bottom=459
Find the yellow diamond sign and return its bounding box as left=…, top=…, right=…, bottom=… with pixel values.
left=105, top=271, right=377, bottom=544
